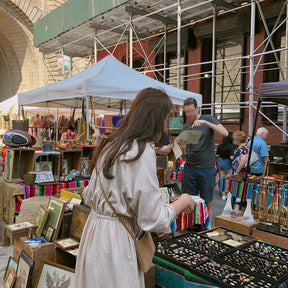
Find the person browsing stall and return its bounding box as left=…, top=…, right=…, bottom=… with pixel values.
left=232, top=131, right=248, bottom=175
left=216, top=132, right=234, bottom=200
left=247, top=127, right=269, bottom=176
left=75, top=88, right=195, bottom=288
left=181, top=97, right=228, bottom=223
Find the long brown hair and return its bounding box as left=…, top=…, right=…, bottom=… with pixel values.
left=90, top=88, right=173, bottom=179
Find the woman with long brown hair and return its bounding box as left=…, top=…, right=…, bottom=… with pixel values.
left=75, top=88, right=195, bottom=288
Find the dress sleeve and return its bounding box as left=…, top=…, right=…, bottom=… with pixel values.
left=124, top=146, right=176, bottom=233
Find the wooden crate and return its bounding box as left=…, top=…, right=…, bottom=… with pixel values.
left=3, top=148, right=35, bottom=183
left=13, top=237, right=56, bottom=287
left=60, top=150, right=82, bottom=175
left=252, top=228, right=288, bottom=249
left=6, top=226, right=37, bottom=241
left=34, top=151, right=61, bottom=179
left=215, top=215, right=259, bottom=235
left=266, top=161, right=288, bottom=177
left=0, top=221, right=10, bottom=246
left=55, top=247, right=76, bottom=268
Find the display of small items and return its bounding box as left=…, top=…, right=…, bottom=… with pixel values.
left=173, top=233, right=233, bottom=257
left=155, top=239, right=209, bottom=269
left=56, top=169, right=80, bottom=182
left=200, top=227, right=255, bottom=248
left=193, top=260, right=276, bottom=288
left=220, top=250, right=288, bottom=283
left=241, top=241, right=288, bottom=264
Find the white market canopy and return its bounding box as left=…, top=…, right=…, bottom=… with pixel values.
left=18, top=56, right=202, bottom=109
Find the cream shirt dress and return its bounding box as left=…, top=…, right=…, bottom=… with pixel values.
left=75, top=142, right=176, bottom=288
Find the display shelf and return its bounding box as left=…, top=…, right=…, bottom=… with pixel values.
left=59, top=150, right=82, bottom=176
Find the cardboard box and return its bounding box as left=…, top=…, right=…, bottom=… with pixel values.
left=13, top=237, right=56, bottom=286
left=3, top=148, right=35, bottom=183
left=60, top=187, right=84, bottom=201
left=215, top=215, right=259, bottom=235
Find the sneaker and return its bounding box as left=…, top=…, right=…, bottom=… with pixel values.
left=222, top=196, right=227, bottom=201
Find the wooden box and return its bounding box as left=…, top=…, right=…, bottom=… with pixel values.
left=55, top=247, right=76, bottom=268
left=3, top=148, right=35, bottom=183
left=252, top=228, right=288, bottom=249
left=215, top=215, right=259, bottom=235
left=6, top=226, right=37, bottom=241
left=266, top=161, right=288, bottom=178
left=60, top=150, right=82, bottom=175
left=13, top=237, right=56, bottom=286
left=34, top=151, right=61, bottom=179
left=0, top=221, right=10, bottom=246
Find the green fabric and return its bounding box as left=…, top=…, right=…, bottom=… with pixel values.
left=153, top=256, right=218, bottom=288
left=169, top=117, right=183, bottom=135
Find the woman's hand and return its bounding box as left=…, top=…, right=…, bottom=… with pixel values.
left=171, top=194, right=195, bottom=216
left=157, top=227, right=172, bottom=239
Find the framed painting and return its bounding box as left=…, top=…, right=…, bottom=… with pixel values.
left=35, top=205, right=48, bottom=236
left=55, top=238, right=79, bottom=250
left=3, top=267, right=16, bottom=288
left=14, top=251, right=33, bottom=288
left=43, top=198, right=65, bottom=241
left=35, top=261, right=75, bottom=288
left=4, top=256, right=18, bottom=280
left=70, top=204, right=90, bottom=241
left=44, top=226, right=54, bottom=242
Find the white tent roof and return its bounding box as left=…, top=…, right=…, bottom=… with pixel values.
left=18, top=56, right=202, bottom=109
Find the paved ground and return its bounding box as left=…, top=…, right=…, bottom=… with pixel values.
left=0, top=190, right=226, bottom=285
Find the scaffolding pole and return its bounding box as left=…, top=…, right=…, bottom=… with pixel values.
left=284, top=2, right=288, bottom=142
left=163, top=23, right=167, bottom=83
left=211, top=3, right=216, bottom=116
left=129, top=14, right=133, bottom=68
left=248, top=0, right=256, bottom=137
left=177, top=0, right=181, bottom=89
left=94, top=34, right=97, bottom=63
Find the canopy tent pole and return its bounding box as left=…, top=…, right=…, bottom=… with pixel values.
left=86, top=96, right=90, bottom=140
left=248, top=0, right=256, bottom=137
left=284, top=2, right=288, bottom=143
left=56, top=108, right=59, bottom=142
left=177, top=0, right=181, bottom=89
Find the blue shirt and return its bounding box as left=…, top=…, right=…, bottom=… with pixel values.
left=247, top=136, right=269, bottom=174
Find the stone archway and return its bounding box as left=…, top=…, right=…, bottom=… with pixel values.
left=0, top=1, right=42, bottom=102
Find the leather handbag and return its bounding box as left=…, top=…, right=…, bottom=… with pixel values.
left=99, top=177, right=155, bottom=273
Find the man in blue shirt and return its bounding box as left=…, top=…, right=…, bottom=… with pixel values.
left=247, top=127, right=269, bottom=176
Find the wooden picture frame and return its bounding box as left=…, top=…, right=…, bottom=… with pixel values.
left=43, top=198, right=65, bottom=241
left=35, top=205, right=48, bottom=237
left=14, top=251, right=33, bottom=288
left=54, top=237, right=79, bottom=250
left=34, top=260, right=75, bottom=288
left=44, top=226, right=54, bottom=242
left=3, top=256, right=18, bottom=280
left=70, top=204, right=90, bottom=241
left=3, top=267, right=16, bottom=288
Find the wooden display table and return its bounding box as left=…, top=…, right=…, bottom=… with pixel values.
left=252, top=228, right=288, bottom=249
left=215, top=215, right=259, bottom=235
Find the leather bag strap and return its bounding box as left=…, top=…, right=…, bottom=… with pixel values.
left=97, top=170, right=136, bottom=241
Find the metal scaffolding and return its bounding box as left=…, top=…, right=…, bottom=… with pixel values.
left=37, top=0, right=288, bottom=140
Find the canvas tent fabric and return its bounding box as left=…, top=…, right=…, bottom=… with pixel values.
left=258, top=79, right=288, bottom=105
left=18, top=56, right=202, bottom=109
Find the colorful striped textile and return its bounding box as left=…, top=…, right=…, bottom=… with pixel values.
left=175, top=202, right=210, bottom=231
left=170, top=171, right=184, bottom=181
left=14, top=180, right=90, bottom=217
